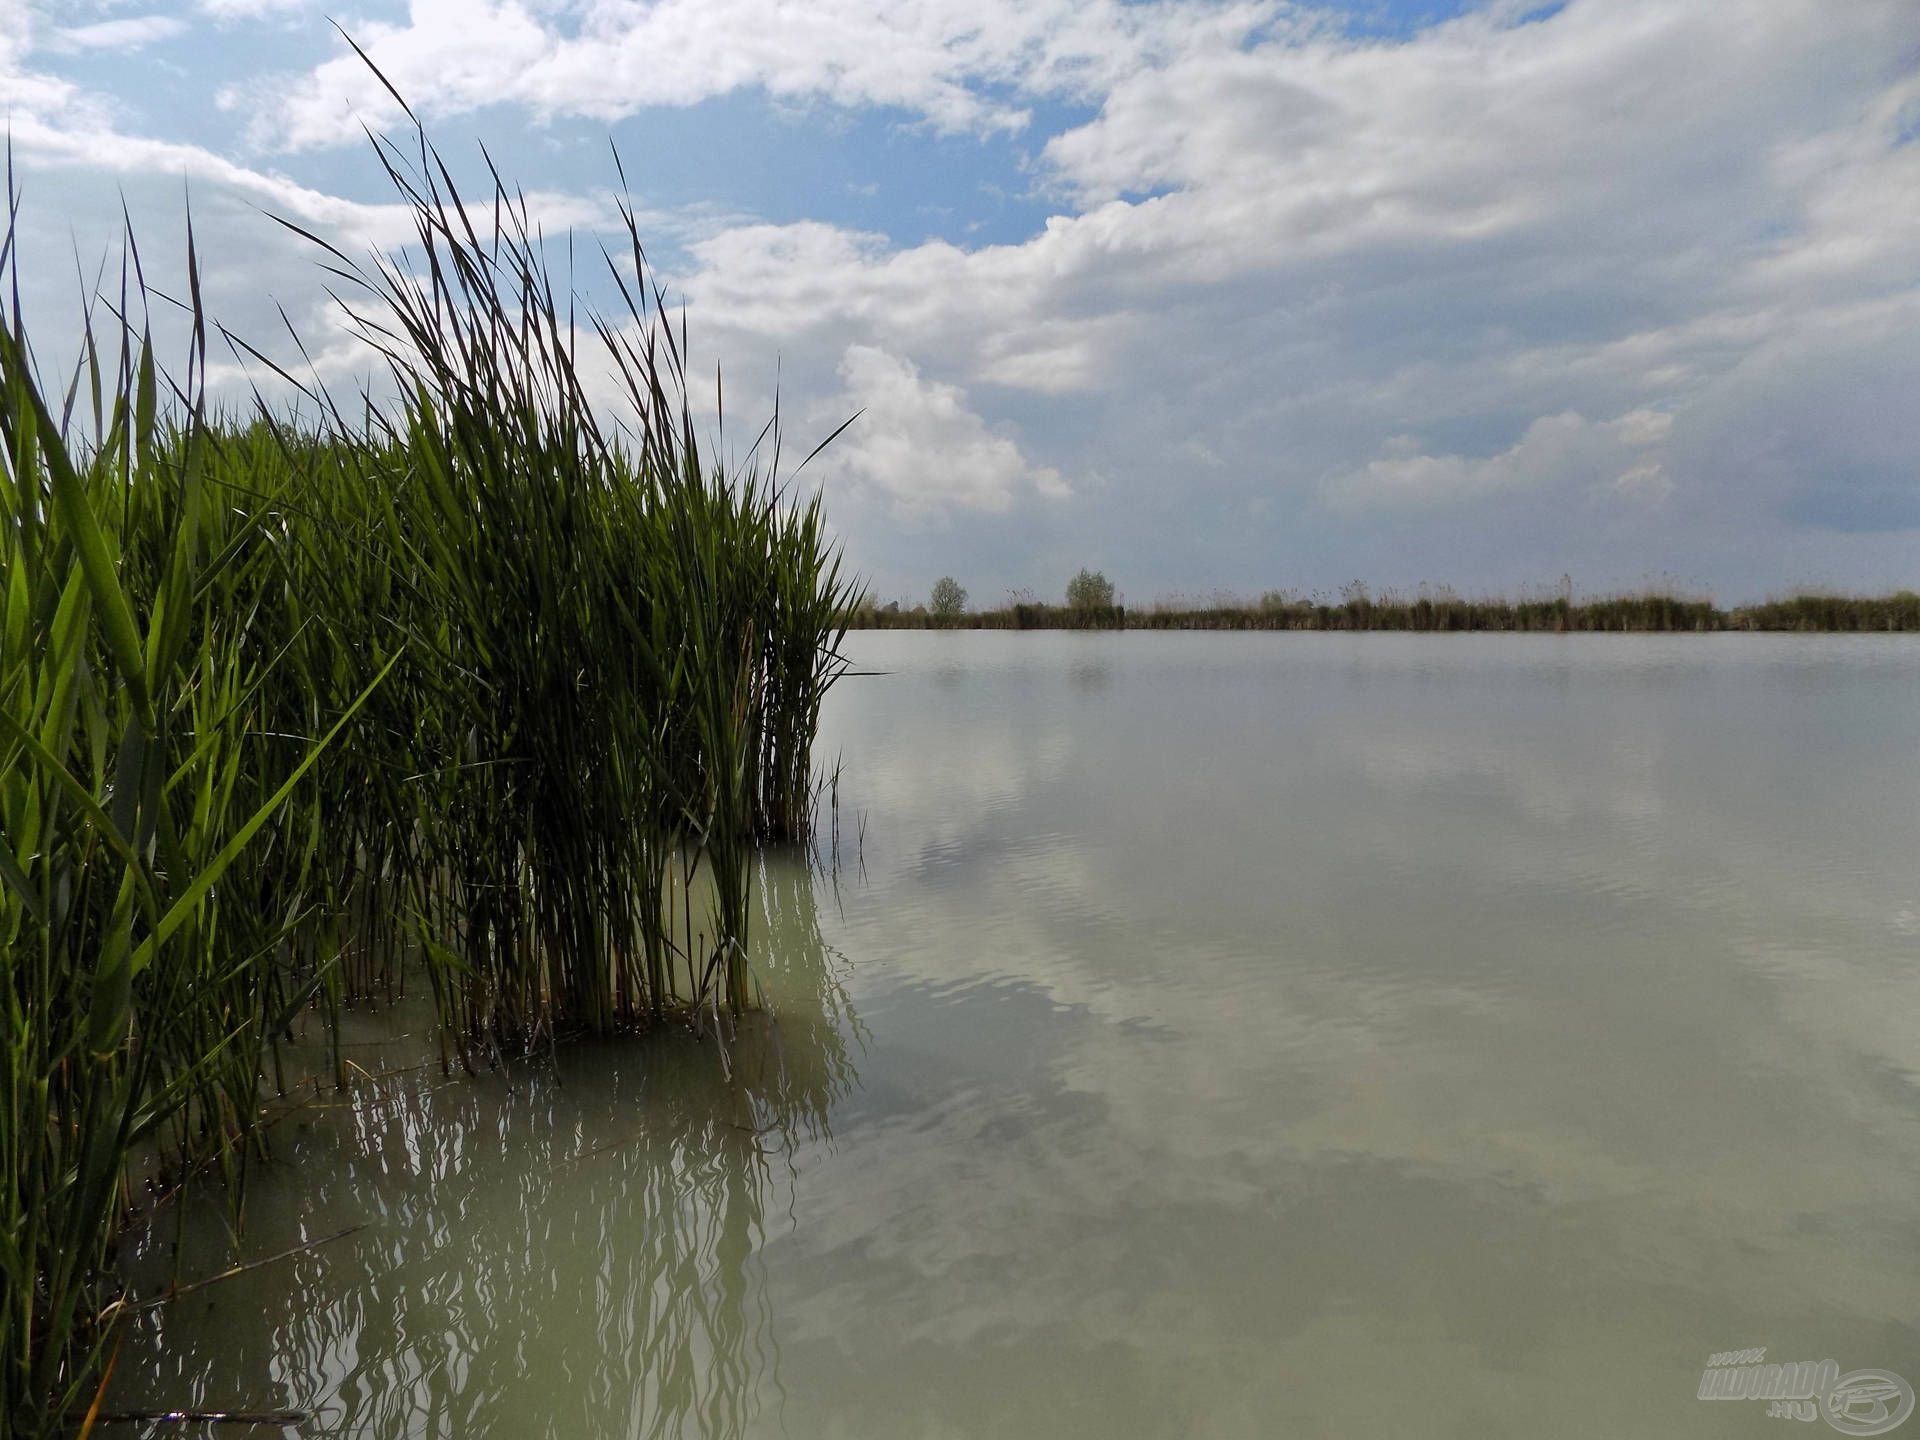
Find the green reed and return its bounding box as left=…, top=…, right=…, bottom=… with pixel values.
left=1, top=96, right=857, bottom=1432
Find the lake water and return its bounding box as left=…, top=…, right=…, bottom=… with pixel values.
left=114, top=633, right=1920, bottom=1437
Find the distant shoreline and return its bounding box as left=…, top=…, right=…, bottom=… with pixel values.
left=847, top=592, right=1920, bottom=633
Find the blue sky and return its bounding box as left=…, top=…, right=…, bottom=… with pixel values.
left=6, top=0, right=1919, bottom=603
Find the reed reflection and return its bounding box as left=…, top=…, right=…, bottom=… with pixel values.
left=118, top=857, right=862, bottom=1440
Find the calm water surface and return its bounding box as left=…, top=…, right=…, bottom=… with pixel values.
left=115, top=633, right=1920, bottom=1437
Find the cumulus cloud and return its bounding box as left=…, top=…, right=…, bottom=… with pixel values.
left=233, top=0, right=1282, bottom=153
left=818, top=344, right=1070, bottom=519
left=686, top=0, right=1919, bottom=585
left=1324, top=410, right=1674, bottom=512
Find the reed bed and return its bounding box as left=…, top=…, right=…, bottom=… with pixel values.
left=1, top=108, right=856, bottom=1432
left=853, top=600, right=1126, bottom=630
left=1136, top=587, right=1722, bottom=632
left=855, top=587, right=1920, bottom=632
left=1728, top=590, right=1920, bottom=632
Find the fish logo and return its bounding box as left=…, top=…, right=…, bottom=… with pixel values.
left=1822, top=1370, right=1915, bottom=1437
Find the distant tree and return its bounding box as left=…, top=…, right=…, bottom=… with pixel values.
left=1065, top=568, right=1116, bottom=610
left=929, top=576, right=968, bottom=617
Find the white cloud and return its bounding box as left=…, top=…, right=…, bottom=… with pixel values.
left=196, top=0, right=314, bottom=16
left=238, top=0, right=1281, bottom=153
left=4, top=107, right=594, bottom=257
left=47, top=16, right=184, bottom=52
left=676, top=0, right=1918, bottom=587
left=0, top=9, right=661, bottom=261
left=819, top=344, right=1070, bottom=518
left=1324, top=409, right=1673, bottom=512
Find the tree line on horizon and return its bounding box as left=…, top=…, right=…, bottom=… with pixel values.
left=848, top=577, right=1920, bottom=632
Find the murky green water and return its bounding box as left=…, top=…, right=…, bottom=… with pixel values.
left=114, top=633, right=1920, bottom=1437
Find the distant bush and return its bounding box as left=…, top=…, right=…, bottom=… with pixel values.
left=930, top=576, right=968, bottom=617
left=1066, top=568, right=1116, bottom=610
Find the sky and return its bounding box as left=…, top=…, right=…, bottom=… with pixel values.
left=4, top=0, right=1918, bottom=606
